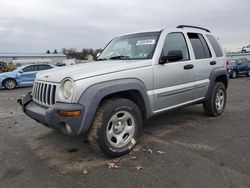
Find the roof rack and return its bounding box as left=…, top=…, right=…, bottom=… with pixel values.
left=176, top=25, right=210, bottom=33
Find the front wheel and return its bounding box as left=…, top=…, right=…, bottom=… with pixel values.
left=3, top=78, right=17, bottom=90
left=87, top=98, right=142, bottom=158
left=203, top=82, right=227, bottom=117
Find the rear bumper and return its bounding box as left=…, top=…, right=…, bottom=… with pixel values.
left=20, top=92, right=85, bottom=135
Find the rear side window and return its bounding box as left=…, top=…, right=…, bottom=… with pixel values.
left=206, top=35, right=223, bottom=57
left=37, top=65, right=52, bottom=71
left=187, top=33, right=211, bottom=59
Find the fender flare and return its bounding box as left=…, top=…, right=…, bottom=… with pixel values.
left=77, top=78, right=152, bottom=134
left=205, top=68, right=228, bottom=100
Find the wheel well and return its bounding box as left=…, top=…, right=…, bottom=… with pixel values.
left=215, top=75, right=228, bottom=89
left=102, top=90, right=147, bottom=120
left=3, top=78, right=17, bottom=84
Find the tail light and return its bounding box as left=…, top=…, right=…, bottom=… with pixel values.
left=225, top=59, right=229, bottom=71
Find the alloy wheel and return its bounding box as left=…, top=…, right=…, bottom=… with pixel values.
left=106, top=111, right=135, bottom=148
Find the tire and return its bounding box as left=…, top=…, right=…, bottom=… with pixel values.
left=246, top=69, right=250, bottom=77
left=3, top=78, right=17, bottom=90
left=203, top=82, right=227, bottom=117
left=230, top=70, right=237, bottom=79
left=87, top=98, right=142, bottom=158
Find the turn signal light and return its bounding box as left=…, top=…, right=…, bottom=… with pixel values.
left=58, top=110, right=81, bottom=117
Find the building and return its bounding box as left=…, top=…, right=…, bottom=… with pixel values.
left=0, top=53, right=67, bottom=64
left=85, top=54, right=94, bottom=61
left=226, top=52, right=250, bottom=60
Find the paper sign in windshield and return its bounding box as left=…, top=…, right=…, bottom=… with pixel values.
left=136, top=39, right=155, bottom=46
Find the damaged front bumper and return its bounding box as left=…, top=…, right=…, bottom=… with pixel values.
left=18, top=92, right=85, bottom=135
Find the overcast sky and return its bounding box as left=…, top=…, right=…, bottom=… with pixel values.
left=0, top=0, right=249, bottom=53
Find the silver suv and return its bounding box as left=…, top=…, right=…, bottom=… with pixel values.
left=20, top=25, right=228, bottom=157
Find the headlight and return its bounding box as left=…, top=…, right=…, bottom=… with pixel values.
left=60, top=79, right=74, bottom=99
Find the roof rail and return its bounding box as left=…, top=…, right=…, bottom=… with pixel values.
left=176, top=25, right=210, bottom=33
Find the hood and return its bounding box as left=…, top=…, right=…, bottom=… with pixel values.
left=0, top=71, right=15, bottom=78
left=36, top=60, right=151, bottom=83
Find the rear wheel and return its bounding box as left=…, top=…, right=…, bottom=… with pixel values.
left=3, top=79, right=17, bottom=90
left=203, top=82, right=226, bottom=117
left=87, top=98, right=142, bottom=158
left=231, top=70, right=237, bottom=79
left=246, top=69, right=250, bottom=77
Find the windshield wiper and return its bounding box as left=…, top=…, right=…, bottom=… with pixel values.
left=109, top=56, right=131, bottom=60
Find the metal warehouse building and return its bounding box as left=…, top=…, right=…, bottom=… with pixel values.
left=0, top=53, right=67, bottom=64
left=226, top=52, right=250, bottom=59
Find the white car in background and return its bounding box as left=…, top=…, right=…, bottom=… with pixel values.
left=242, top=45, right=250, bottom=53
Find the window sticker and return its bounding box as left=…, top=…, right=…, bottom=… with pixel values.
left=136, top=39, right=156, bottom=46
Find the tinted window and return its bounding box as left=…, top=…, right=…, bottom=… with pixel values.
left=199, top=35, right=211, bottom=58
left=187, top=33, right=211, bottom=59
left=23, top=65, right=35, bottom=72
left=37, top=65, right=52, bottom=71
left=162, top=32, right=190, bottom=61
left=228, top=59, right=236, bottom=65
left=206, top=35, right=223, bottom=57
left=229, top=62, right=236, bottom=66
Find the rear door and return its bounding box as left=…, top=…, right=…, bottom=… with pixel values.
left=187, top=33, right=223, bottom=100
left=153, top=32, right=195, bottom=112
left=36, top=64, right=53, bottom=72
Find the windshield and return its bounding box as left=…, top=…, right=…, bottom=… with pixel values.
left=228, top=60, right=236, bottom=65
left=15, top=65, right=25, bottom=70
left=98, top=32, right=161, bottom=60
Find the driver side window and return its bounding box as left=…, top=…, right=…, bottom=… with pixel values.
left=162, top=32, right=190, bottom=61
left=23, top=65, right=35, bottom=72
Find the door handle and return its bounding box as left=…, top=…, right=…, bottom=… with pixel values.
left=184, top=64, right=194, bottom=70
left=210, top=61, right=217, bottom=65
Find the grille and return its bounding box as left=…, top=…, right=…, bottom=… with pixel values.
left=32, top=81, right=57, bottom=106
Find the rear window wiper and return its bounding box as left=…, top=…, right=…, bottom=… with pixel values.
left=109, top=56, right=131, bottom=60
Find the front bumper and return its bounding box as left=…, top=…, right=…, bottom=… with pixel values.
left=20, top=92, right=85, bottom=135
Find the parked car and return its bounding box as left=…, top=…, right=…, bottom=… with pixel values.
left=0, top=63, right=57, bottom=89
left=228, top=58, right=250, bottom=78
left=19, top=25, right=228, bottom=157
left=242, top=45, right=250, bottom=53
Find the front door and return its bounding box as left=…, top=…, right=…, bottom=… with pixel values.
left=153, top=32, right=195, bottom=113
left=238, top=59, right=248, bottom=74
left=17, top=65, right=36, bottom=85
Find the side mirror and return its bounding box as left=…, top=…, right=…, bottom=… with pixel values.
left=159, top=50, right=183, bottom=64
left=19, top=70, right=23, bottom=73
